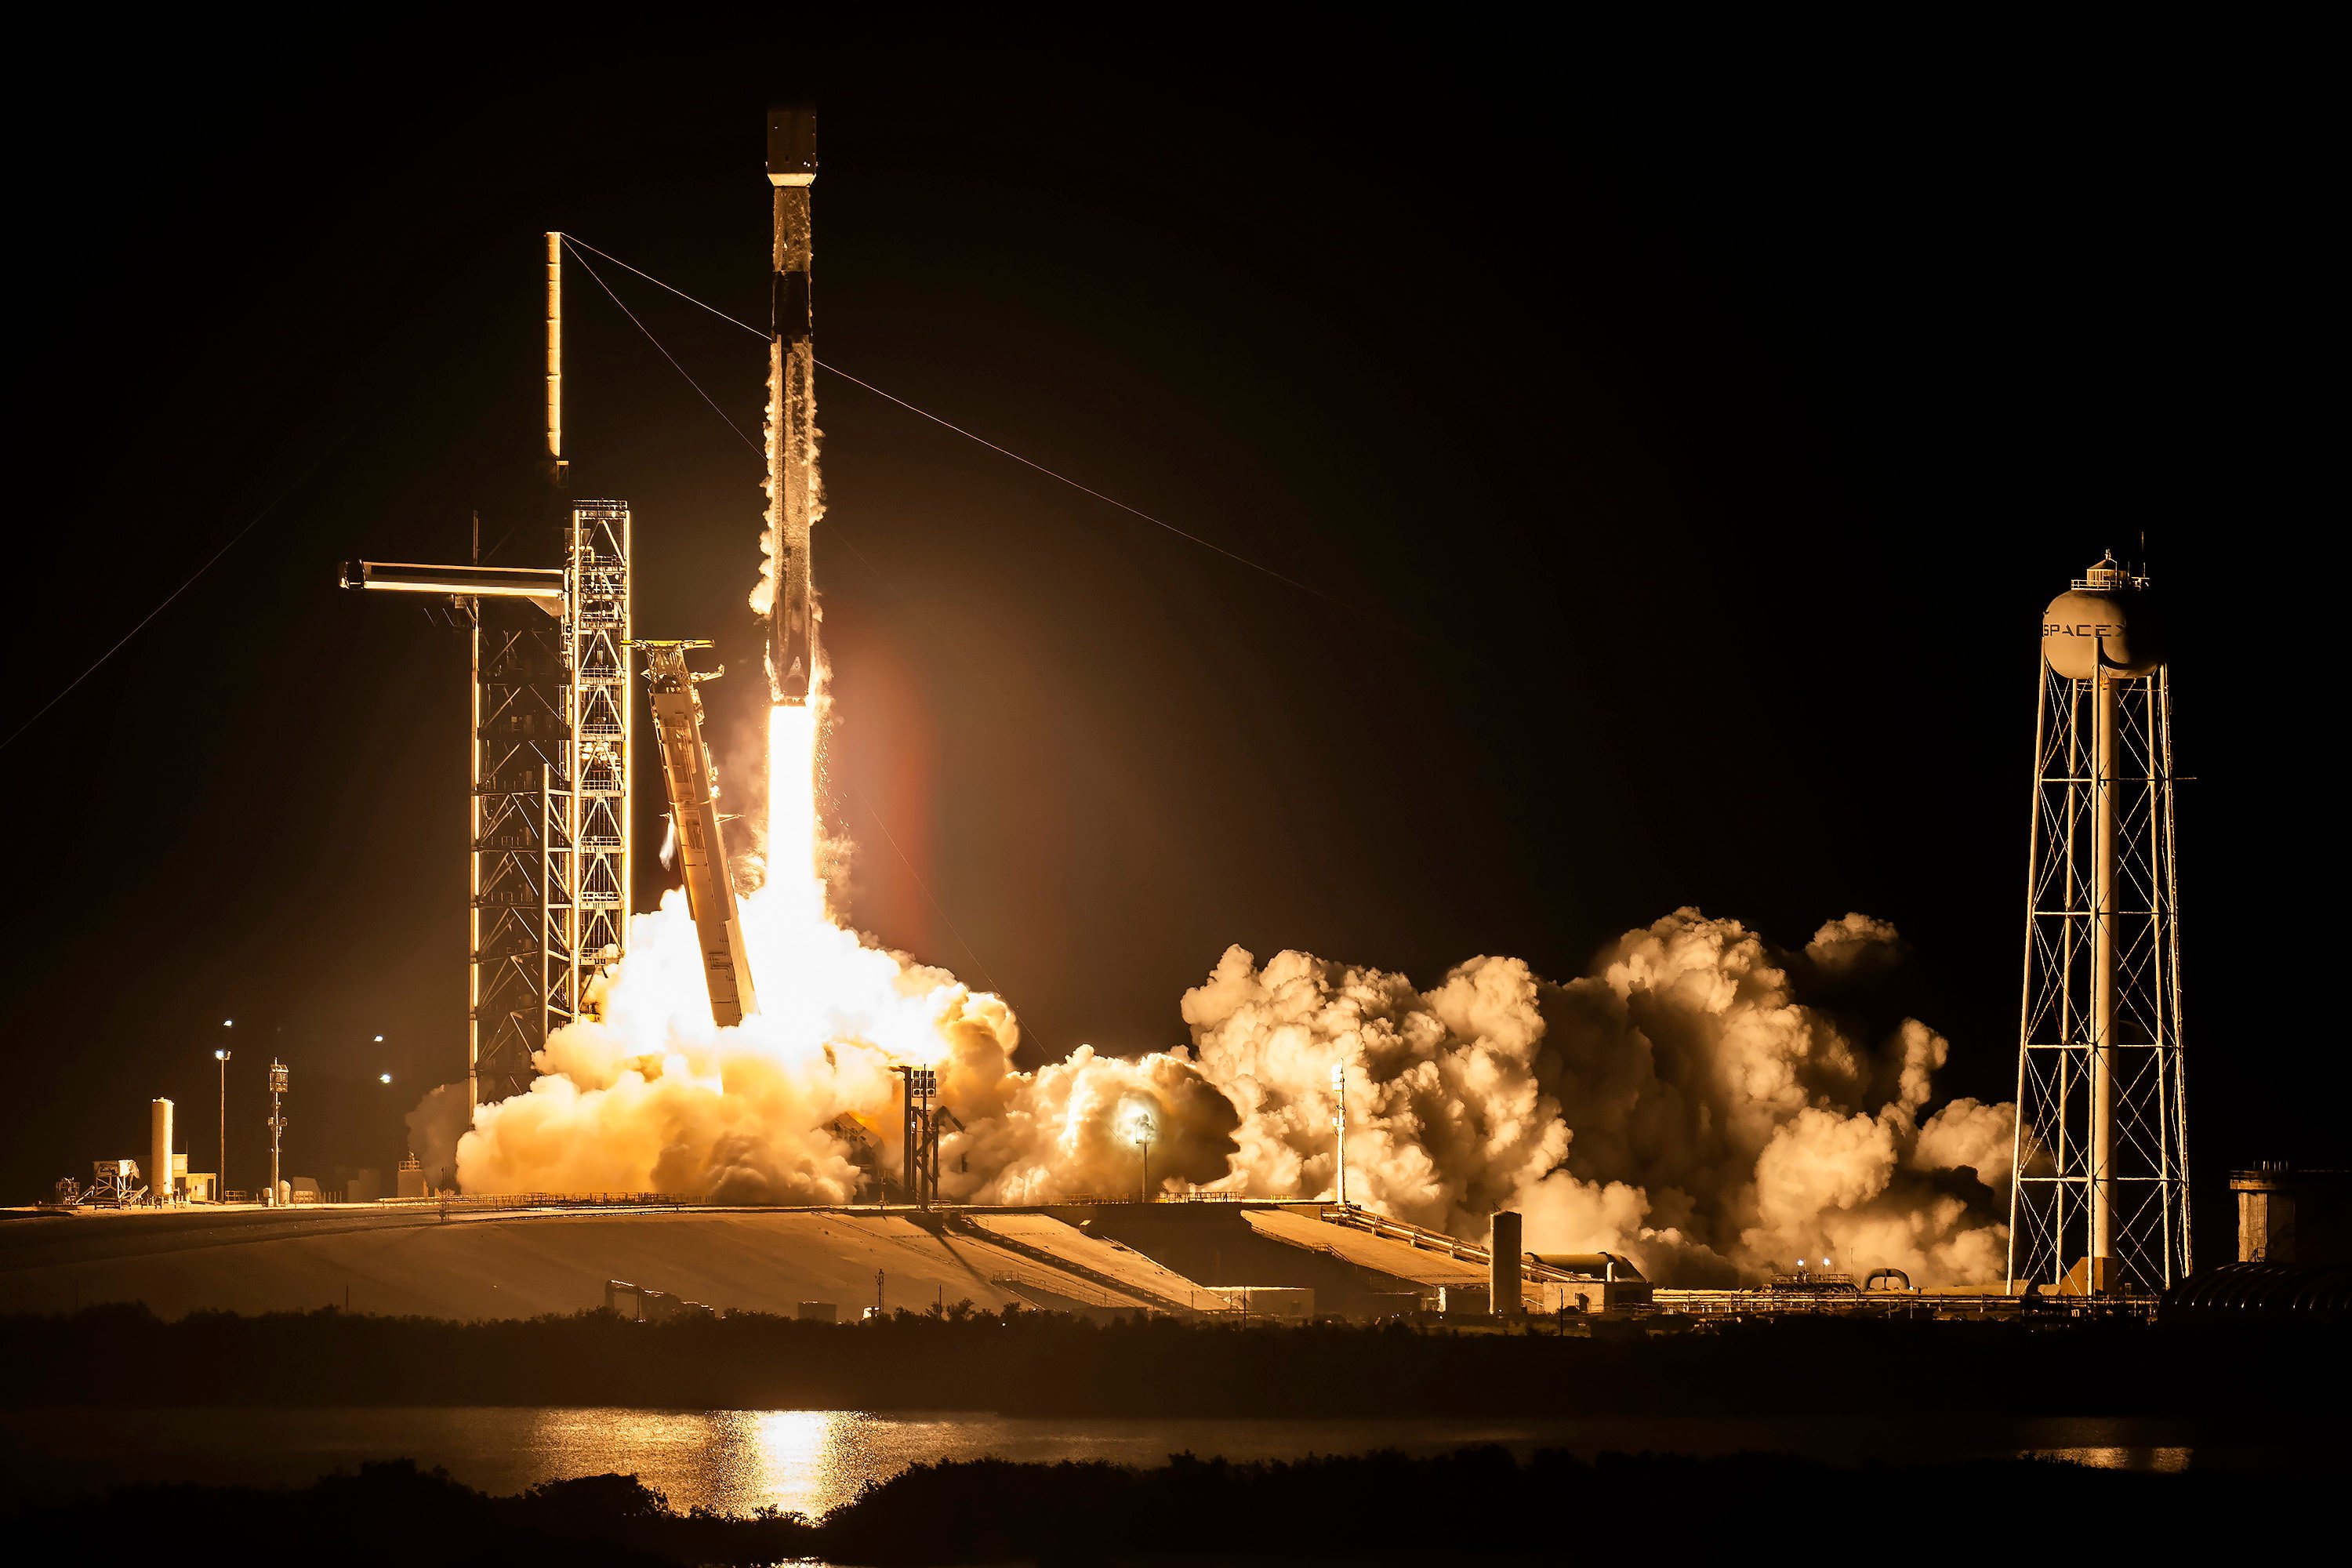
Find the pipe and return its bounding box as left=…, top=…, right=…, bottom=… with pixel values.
left=2089, top=662, right=2117, bottom=1287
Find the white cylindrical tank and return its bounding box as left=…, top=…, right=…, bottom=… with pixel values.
left=149, top=1098, right=173, bottom=1206
left=2042, top=554, right=2160, bottom=679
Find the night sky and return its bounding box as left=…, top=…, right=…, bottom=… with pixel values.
left=6, top=25, right=2330, bottom=1223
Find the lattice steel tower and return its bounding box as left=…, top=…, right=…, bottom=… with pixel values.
left=2009, top=554, right=2189, bottom=1295
left=342, top=234, right=631, bottom=1107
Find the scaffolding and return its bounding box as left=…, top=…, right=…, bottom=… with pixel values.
left=449, top=504, right=633, bottom=1105
left=547, top=501, right=634, bottom=1040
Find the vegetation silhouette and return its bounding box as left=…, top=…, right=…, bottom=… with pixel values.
left=10, top=1447, right=2317, bottom=1563
left=2, top=1302, right=2341, bottom=1419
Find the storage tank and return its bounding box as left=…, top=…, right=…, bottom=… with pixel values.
left=2010, top=551, right=2190, bottom=1297
left=1489, top=1210, right=1523, bottom=1316
left=2041, top=552, right=2160, bottom=680
left=149, top=1099, right=173, bottom=1206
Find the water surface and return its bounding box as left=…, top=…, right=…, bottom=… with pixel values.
left=0, top=1407, right=2325, bottom=1517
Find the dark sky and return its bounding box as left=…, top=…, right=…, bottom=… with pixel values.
left=5, top=24, right=2332, bottom=1214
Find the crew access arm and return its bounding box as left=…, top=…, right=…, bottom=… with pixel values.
left=639, top=642, right=760, bottom=1025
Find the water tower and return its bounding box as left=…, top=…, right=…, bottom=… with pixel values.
left=2009, top=554, right=2190, bottom=1294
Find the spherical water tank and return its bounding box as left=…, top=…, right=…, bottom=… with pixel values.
left=2042, top=554, right=2161, bottom=679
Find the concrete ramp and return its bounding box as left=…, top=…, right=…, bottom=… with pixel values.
left=0, top=1208, right=1149, bottom=1322
left=1243, top=1207, right=1534, bottom=1305
left=960, top=1213, right=1219, bottom=1312
left=851, top=1214, right=1165, bottom=1315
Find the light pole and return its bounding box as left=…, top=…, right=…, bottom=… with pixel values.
left=214, top=1043, right=231, bottom=1201
left=1330, top=1061, right=1348, bottom=1207
left=1126, top=1110, right=1154, bottom=1203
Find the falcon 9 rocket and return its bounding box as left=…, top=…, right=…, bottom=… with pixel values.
left=765, top=104, right=818, bottom=705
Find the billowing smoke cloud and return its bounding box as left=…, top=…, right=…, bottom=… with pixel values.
left=1180, top=946, right=1567, bottom=1236
left=459, top=888, right=1240, bottom=1207
left=457, top=897, right=2009, bottom=1284
left=452, top=623, right=2006, bottom=1283
left=1181, top=910, right=2013, bottom=1285
left=403, top=1083, right=470, bottom=1193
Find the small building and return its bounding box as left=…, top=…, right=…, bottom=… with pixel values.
left=1439, top=1283, right=1490, bottom=1318
left=2234, top=1166, right=2350, bottom=1265
left=1208, top=1286, right=1315, bottom=1319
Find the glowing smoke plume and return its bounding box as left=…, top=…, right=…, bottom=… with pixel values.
left=1178, top=915, right=2014, bottom=1286
left=456, top=681, right=1227, bottom=1205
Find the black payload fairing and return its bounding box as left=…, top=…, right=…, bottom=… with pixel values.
left=766, top=105, right=818, bottom=704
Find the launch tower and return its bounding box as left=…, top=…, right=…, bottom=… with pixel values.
left=2009, top=554, right=2189, bottom=1294
left=342, top=235, right=632, bottom=1106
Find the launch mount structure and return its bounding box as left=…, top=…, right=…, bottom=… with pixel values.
left=640, top=641, right=758, bottom=1025
left=2009, top=554, right=2190, bottom=1295
left=894, top=1064, right=943, bottom=1208
left=342, top=234, right=633, bottom=1106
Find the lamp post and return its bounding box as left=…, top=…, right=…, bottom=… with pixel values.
left=1127, top=1111, right=1154, bottom=1203
left=1330, top=1061, right=1348, bottom=1207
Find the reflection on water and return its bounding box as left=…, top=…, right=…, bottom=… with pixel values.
left=0, top=1409, right=2324, bottom=1516
left=756, top=1410, right=834, bottom=1505
left=2033, top=1446, right=2193, bottom=1472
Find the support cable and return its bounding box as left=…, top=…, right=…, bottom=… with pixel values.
left=559, top=234, right=1478, bottom=660
left=561, top=237, right=762, bottom=456
left=561, top=233, right=771, bottom=342
left=813, top=359, right=1356, bottom=614
left=0, top=426, right=357, bottom=755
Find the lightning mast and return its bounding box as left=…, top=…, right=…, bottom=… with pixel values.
left=765, top=105, right=818, bottom=704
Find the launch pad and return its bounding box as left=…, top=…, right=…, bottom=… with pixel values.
left=2, top=1197, right=2052, bottom=1326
